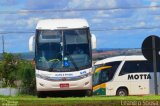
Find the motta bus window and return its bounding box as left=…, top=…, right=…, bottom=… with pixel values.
left=119, top=61, right=160, bottom=76
left=104, top=61, right=121, bottom=80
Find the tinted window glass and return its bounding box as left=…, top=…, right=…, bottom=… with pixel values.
left=119, top=61, right=160, bottom=76
left=104, top=61, right=121, bottom=80
left=36, top=29, right=92, bottom=72
left=100, top=68, right=110, bottom=83
left=93, top=61, right=121, bottom=86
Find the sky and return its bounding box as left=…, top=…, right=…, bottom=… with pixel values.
left=0, top=0, right=160, bottom=53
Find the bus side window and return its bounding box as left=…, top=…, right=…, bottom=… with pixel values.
left=119, top=61, right=154, bottom=76
left=105, top=61, right=121, bottom=78
left=119, top=61, right=139, bottom=76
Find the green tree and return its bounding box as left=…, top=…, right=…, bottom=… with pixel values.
left=0, top=53, right=36, bottom=95
left=18, top=60, right=36, bottom=94
left=0, top=61, right=3, bottom=80
left=0, top=53, right=19, bottom=87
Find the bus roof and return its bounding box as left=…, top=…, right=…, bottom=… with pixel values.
left=94, top=55, right=146, bottom=65
left=36, top=18, right=89, bottom=30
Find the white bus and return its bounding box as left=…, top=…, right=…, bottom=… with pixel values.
left=29, top=19, right=96, bottom=97
left=93, top=55, right=160, bottom=96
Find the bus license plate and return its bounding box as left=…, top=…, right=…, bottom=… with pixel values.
left=60, top=84, right=69, bottom=88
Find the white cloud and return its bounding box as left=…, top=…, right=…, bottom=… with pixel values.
left=18, top=10, right=30, bottom=16
left=63, top=11, right=80, bottom=18
left=0, top=29, right=3, bottom=31
left=67, top=0, right=118, bottom=9
left=27, top=17, right=41, bottom=28
left=1, top=0, right=160, bottom=52
left=150, top=2, right=158, bottom=11
left=1, top=16, right=41, bottom=31
left=137, top=21, right=146, bottom=27
left=104, top=0, right=117, bottom=8
left=67, top=0, right=82, bottom=8
left=13, top=17, right=41, bottom=29
left=15, top=19, right=26, bottom=26
left=83, top=0, right=93, bottom=8
left=95, top=11, right=110, bottom=18
left=154, top=16, right=160, bottom=21
left=91, top=18, right=103, bottom=23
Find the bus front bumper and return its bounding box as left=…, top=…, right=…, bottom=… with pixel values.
left=36, top=76, right=92, bottom=91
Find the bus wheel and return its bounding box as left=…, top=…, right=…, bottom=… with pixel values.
left=116, top=88, right=128, bottom=96
left=85, top=90, right=92, bottom=96
left=37, top=91, right=46, bottom=98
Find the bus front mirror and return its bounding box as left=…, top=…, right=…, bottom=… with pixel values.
left=29, top=35, right=35, bottom=52
left=91, top=34, right=96, bottom=50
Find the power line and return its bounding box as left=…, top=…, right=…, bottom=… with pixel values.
left=0, top=5, right=160, bottom=14
left=91, top=26, right=160, bottom=31
left=0, top=31, right=34, bottom=34
left=0, top=26, right=159, bottom=34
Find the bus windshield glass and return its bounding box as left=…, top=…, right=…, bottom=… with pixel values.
left=93, top=68, right=110, bottom=86
left=35, top=29, right=92, bottom=72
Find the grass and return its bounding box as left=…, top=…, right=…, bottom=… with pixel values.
left=0, top=95, right=160, bottom=106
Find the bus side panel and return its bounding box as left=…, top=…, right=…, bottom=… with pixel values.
left=107, top=75, right=131, bottom=96
left=128, top=73, right=155, bottom=95
left=115, top=73, right=155, bottom=95
left=114, top=60, right=159, bottom=95
left=105, top=60, right=131, bottom=96
left=93, top=83, right=106, bottom=95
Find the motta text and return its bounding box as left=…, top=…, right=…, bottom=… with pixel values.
left=128, top=74, right=151, bottom=80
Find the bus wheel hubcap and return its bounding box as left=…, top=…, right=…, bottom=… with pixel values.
left=119, top=91, right=125, bottom=96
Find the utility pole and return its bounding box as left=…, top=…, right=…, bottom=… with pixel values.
left=142, top=35, right=159, bottom=95
left=2, top=35, right=4, bottom=54
left=152, top=36, right=158, bottom=95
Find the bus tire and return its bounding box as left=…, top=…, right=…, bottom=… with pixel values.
left=116, top=88, right=128, bottom=96
left=85, top=90, right=92, bottom=96
left=37, top=91, right=46, bottom=98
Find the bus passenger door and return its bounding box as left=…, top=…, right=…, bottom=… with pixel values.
left=93, top=69, right=108, bottom=95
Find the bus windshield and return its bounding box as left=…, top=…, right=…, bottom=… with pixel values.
left=93, top=61, right=121, bottom=86
left=93, top=67, right=110, bottom=86
left=35, top=28, right=92, bottom=72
